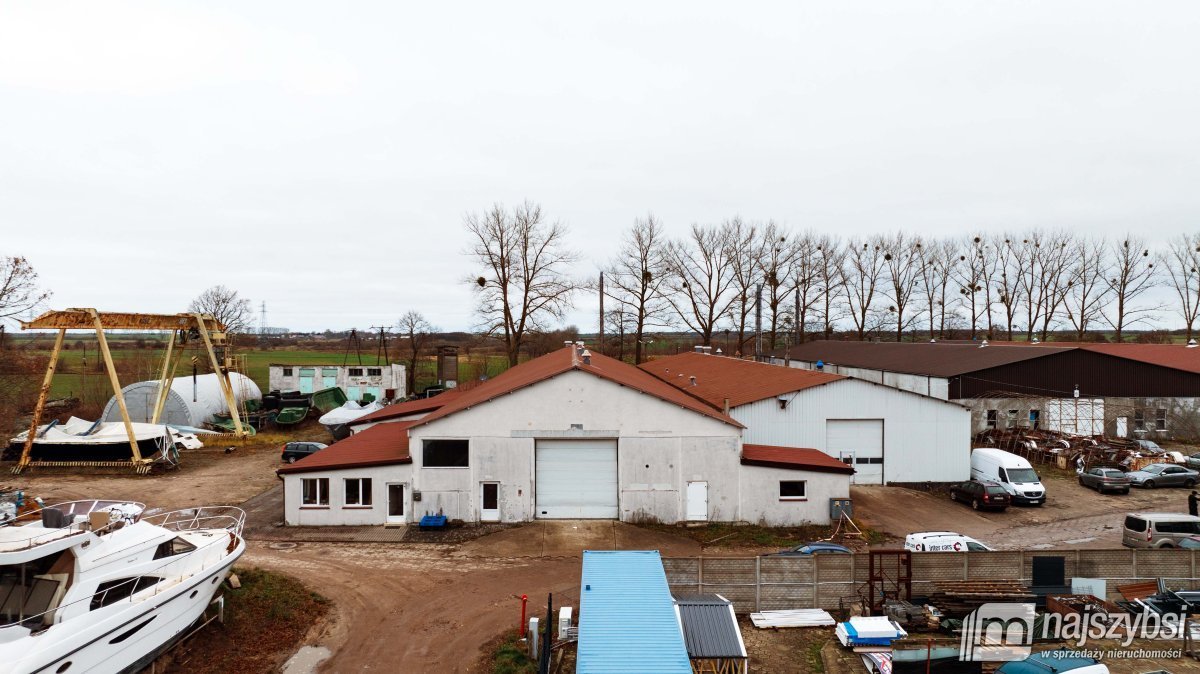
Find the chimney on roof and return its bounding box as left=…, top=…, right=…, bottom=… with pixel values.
left=689, top=375, right=697, bottom=386
left=723, top=398, right=730, bottom=415
left=694, top=345, right=704, bottom=353
left=581, top=349, right=592, bottom=365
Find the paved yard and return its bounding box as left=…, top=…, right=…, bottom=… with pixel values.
left=854, top=471, right=1194, bottom=549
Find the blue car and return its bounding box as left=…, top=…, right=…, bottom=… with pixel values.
left=769, top=542, right=852, bottom=556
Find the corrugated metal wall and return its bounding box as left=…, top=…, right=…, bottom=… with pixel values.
left=952, top=349, right=1200, bottom=398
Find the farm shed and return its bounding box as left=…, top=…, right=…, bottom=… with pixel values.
left=577, top=550, right=691, bottom=674
left=278, top=343, right=851, bottom=526
left=101, top=372, right=261, bottom=427
left=773, top=340, right=1200, bottom=440
left=268, top=363, right=405, bottom=402
left=640, top=351, right=971, bottom=484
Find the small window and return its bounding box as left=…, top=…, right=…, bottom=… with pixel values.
left=344, top=478, right=373, bottom=506
left=302, top=478, right=330, bottom=506
left=348, top=368, right=364, bottom=377
left=985, top=486, right=1007, bottom=495
left=367, top=368, right=382, bottom=376
left=423, top=440, right=469, bottom=467
left=282, top=367, right=294, bottom=377
left=965, top=542, right=989, bottom=552
left=1135, top=410, right=1146, bottom=430
left=1029, top=410, right=1040, bottom=429
left=153, top=536, right=197, bottom=559
left=1156, top=409, right=1167, bottom=431
left=91, top=577, right=163, bottom=610
left=779, top=481, right=807, bottom=500
left=1125, top=516, right=1148, bottom=533
left=1006, top=410, right=1019, bottom=428
left=986, top=410, right=997, bottom=428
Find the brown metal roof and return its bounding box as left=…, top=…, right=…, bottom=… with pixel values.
left=740, top=444, right=855, bottom=474
left=1080, top=343, right=1200, bottom=375
left=353, top=388, right=466, bottom=425
left=637, top=352, right=845, bottom=408
left=781, top=341, right=1072, bottom=377
left=277, top=420, right=414, bottom=475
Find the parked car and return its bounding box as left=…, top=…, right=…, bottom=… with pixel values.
left=1185, top=453, right=1200, bottom=470
left=1180, top=536, right=1200, bottom=550
left=997, top=649, right=1108, bottom=674
left=1121, top=513, right=1200, bottom=548
left=1135, top=439, right=1163, bottom=452
left=904, top=531, right=993, bottom=552
left=281, top=441, right=327, bottom=463
left=949, top=480, right=1011, bottom=511
left=1077, top=467, right=1131, bottom=494
left=1124, top=463, right=1199, bottom=488
left=768, top=542, right=852, bottom=556
left=971, top=447, right=1046, bottom=505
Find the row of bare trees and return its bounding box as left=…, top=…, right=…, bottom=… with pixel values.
left=463, top=203, right=1200, bottom=364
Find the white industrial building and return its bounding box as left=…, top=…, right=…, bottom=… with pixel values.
left=268, top=363, right=405, bottom=402
left=639, top=351, right=972, bottom=485
left=278, top=344, right=852, bottom=527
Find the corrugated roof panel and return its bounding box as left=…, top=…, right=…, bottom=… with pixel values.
left=673, top=594, right=747, bottom=659
left=577, top=551, right=691, bottom=674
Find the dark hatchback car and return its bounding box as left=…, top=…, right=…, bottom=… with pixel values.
left=281, top=441, right=327, bottom=464
left=768, top=542, right=852, bottom=556
left=949, top=480, right=1011, bottom=511
left=1077, top=467, right=1131, bottom=494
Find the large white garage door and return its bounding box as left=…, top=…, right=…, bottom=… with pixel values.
left=535, top=439, right=618, bottom=519
left=826, top=419, right=884, bottom=484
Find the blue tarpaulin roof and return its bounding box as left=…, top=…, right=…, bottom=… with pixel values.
left=577, top=550, right=691, bottom=674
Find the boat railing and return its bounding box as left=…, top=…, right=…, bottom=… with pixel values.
left=0, top=522, right=242, bottom=630
left=141, top=506, right=247, bottom=537
left=0, top=500, right=148, bottom=552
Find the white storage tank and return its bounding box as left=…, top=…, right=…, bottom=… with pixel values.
left=101, top=373, right=262, bottom=428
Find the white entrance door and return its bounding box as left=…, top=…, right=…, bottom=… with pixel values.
left=535, top=439, right=618, bottom=519
left=1116, top=417, right=1128, bottom=438
left=827, top=419, right=884, bottom=484
left=386, top=483, right=405, bottom=524
left=481, top=482, right=500, bottom=522
left=686, top=481, right=708, bottom=521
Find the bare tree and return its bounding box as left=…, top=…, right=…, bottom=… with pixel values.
left=991, top=235, right=1022, bottom=340
left=723, top=218, right=764, bottom=354
left=0, top=256, right=51, bottom=321
left=953, top=237, right=990, bottom=339
left=791, top=231, right=823, bottom=343
left=814, top=236, right=847, bottom=339
left=1165, top=234, right=1200, bottom=342
left=1062, top=236, right=1112, bottom=340
left=1032, top=231, right=1075, bottom=340
left=842, top=237, right=888, bottom=340
left=664, top=223, right=738, bottom=347
left=916, top=238, right=959, bottom=339
left=880, top=233, right=922, bottom=341
left=397, top=310, right=436, bottom=395
left=759, top=222, right=802, bottom=348
left=464, top=201, right=581, bottom=366
left=1104, top=235, right=1160, bottom=342
left=601, top=215, right=672, bottom=364
left=188, top=285, right=252, bottom=333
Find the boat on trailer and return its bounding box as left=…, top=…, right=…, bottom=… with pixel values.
left=0, top=499, right=245, bottom=674
left=5, top=417, right=190, bottom=466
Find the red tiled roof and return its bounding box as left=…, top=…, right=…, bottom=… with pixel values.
left=411, top=347, right=742, bottom=429
left=637, top=352, right=845, bottom=408
left=277, top=421, right=414, bottom=475
left=353, top=388, right=466, bottom=426
left=740, top=444, right=854, bottom=474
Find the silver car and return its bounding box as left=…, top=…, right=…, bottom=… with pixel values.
left=1124, top=463, right=1199, bottom=489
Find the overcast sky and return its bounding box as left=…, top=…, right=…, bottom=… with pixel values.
left=3, top=1, right=1199, bottom=332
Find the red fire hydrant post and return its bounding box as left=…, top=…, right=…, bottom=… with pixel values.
left=519, top=594, right=528, bottom=638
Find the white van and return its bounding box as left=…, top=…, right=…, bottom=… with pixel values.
left=904, top=531, right=994, bottom=552
left=971, top=447, right=1046, bottom=506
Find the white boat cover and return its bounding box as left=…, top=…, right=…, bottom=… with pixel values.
left=11, top=417, right=172, bottom=445
left=319, top=401, right=384, bottom=426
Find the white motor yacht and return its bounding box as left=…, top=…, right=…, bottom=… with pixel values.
left=0, top=500, right=246, bottom=674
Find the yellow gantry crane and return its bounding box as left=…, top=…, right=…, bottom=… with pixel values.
left=16, top=309, right=249, bottom=473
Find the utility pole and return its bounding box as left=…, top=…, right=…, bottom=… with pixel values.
left=370, top=326, right=392, bottom=366
left=259, top=301, right=267, bottom=336
left=343, top=329, right=364, bottom=366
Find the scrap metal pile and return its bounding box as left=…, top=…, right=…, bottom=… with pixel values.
left=973, top=428, right=1179, bottom=471
left=925, top=580, right=1036, bottom=618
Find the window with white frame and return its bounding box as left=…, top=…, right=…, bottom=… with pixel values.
left=1156, top=408, right=1167, bottom=432
left=344, top=478, right=373, bottom=506
left=302, top=478, right=329, bottom=506
left=779, top=481, right=807, bottom=500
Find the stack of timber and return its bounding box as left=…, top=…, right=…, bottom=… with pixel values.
left=927, top=580, right=1035, bottom=618
left=749, top=609, right=836, bottom=628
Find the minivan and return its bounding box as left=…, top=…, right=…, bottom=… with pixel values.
left=971, top=447, right=1046, bottom=506
left=1122, top=513, right=1200, bottom=549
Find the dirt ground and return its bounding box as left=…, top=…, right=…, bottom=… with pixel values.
left=853, top=470, right=1197, bottom=550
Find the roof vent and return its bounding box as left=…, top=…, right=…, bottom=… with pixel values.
left=979, top=340, right=989, bottom=348
left=694, top=345, right=704, bottom=353
left=564, top=340, right=575, bottom=349
left=715, top=348, right=723, bottom=355
left=689, top=376, right=697, bottom=386
left=1189, top=339, right=1198, bottom=348
left=1032, top=337, right=1040, bottom=344
left=580, top=349, right=592, bottom=365
left=929, top=338, right=936, bottom=343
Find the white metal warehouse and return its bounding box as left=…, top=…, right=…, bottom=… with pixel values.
left=277, top=344, right=851, bottom=527
left=638, top=351, right=972, bottom=484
